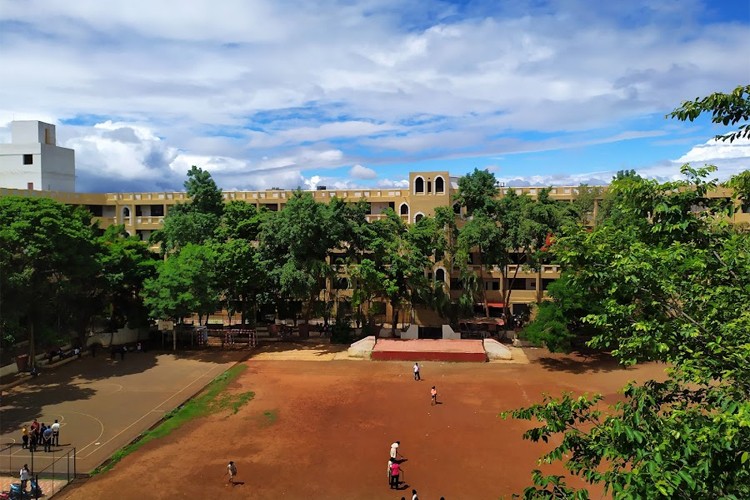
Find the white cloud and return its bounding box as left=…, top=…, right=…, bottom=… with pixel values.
left=676, top=137, right=750, bottom=163
left=0, top=1, right=747, bottom=191
left=349, top=164, right=377, bottom=179
left=376, top=178, right=410, bottom=188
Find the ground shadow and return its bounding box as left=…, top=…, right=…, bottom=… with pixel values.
left=535, top=350, right=624, bottom=374
left=247, top=340, right=349, bottom=357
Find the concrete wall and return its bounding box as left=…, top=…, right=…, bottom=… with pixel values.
left=40, top=143, right=75, bottom=192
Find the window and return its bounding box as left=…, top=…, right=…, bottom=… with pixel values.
left=151, top=205, right=165, bottom=217
left=414, top=177, right=425, bottom=193
left=450, top=278, right=463, bottom=290
left=415, top=213, right=424, bottom=223
left=484, top=280, right=500, bottom=291
left=23, top=154, right=33, bottom=165
left=388, top=202, right=395, bottom=211
left=435, top=268, right=446, bottom=282
left=435, top=176, right=445, bottom=193
left=427, top=181, right=432, bottom=193
left=400, top=203, right=409, bottom=215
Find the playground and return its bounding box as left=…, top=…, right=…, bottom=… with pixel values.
left=0, top=348, right=247, bottom=487
left=53, top=347, right=666, bottom=500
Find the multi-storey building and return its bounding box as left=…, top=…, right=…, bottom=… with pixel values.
left=2, top=121, right=748, bottom=324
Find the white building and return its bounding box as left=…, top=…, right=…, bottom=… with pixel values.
left=0, top=120, right=75, bottom=191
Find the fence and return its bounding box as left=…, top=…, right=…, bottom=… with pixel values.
left=0, top=444, right=76, bottom=498
left=202, top=328, right=257, bottom=349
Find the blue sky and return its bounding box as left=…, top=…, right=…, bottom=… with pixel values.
left=0, top=0, right=748, bottom=192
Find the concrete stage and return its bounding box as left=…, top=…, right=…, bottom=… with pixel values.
left=371, top=338, right=487, bottom=362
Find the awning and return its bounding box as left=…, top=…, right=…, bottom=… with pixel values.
left=486, top=302, right=504, bottom=308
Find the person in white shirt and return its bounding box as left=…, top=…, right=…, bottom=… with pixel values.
left=413, top=362, right=421, bottom=381
left=51, top=419, right=60, bottom=446
left=226, top=460, right=238, bottom=485
left=20, top=464, right=30, bottom=491
left=390, top=441, right=401, bottom=460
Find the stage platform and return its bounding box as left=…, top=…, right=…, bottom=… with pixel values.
left=371, top=338, right=487, bottom=362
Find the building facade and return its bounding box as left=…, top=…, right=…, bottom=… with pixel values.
left=2, top=121, right=748, bottom=322
left=0, top=121, right=75, bottom=192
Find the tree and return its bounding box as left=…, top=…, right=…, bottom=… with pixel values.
left=358, top=210, right=434, bottom=335
left=258, top=192, right=336, bottom=326
left=97, top=225, right=157, bottom=333
left=668, top=84, right=750, bottom=142
left=142, top=243, right=219, bottom=328
left=0, top=197, right=102, bottom=357
left=183, top=165, right=224, bottom=216
left=453, top=168, right=499, bottom=216
left=151, top=166, right=224, bottom=254
left=503, top=160, right=750, bottom=498
left=215, top=239, right=268, bottom=326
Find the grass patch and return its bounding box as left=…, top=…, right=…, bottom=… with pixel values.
left=261, top=409, right=278, bottom=426
left=94, top=363, right=253, bottom=475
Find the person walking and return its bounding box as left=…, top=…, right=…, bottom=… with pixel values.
left=431, top=386, right=438, bottom=406
left=390, top=440, right=401, bottom=460
left=411, top=489, right=419, bottom=500
left=51, top=419, right=60, bottom=446
left=413, top=362, right=421, bottom=381
left=389, top=460, right=401, bottom=489
left=21, top=425, right=28, bottom=449
left=387, top=457, right=395, bottom=486
left=226, top=460, right=238, bottom=485
left=20, top=464, right=30, bottom=492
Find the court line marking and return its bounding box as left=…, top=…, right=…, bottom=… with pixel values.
left=77, top=362, right=230, bottom=459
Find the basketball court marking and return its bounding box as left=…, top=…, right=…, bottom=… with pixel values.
left=75, top=362, right=228, bottom=459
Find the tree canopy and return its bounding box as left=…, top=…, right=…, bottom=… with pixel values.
left=505, top=88, right=750, bottom=499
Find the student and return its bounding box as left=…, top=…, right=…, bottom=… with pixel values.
left=20, top=464, right=30, bottom=492
left=390, top=440, right=401, bottom=460
left=227, top=460, right=238, bottom=485
left=389, top=460, right=400, bottom=489
left=413, top=362, right=421, bottom=381
left=412, top=489, right=419, bottom=500
left=431, top=386, right=438, bottom=406
left=51, top=419, right=60, bottom=446
left=21, top=425, right=28, bottom=449
left=42, top=425, right=53, bottom=452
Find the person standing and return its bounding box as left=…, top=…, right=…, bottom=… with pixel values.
left=389, top=460, right=401, bottom=489
left=413, top=362, right=421, bottom=381
left=387, top=457, right=394, bottom=486
left=51, top=419, right=60, bottom=446
left=411, top=489, right=419, bottom=500
left=20, top=464, right=30, bottom=492
left=390, top=440, right=401, bottom=460
left=226, top=460, right=238, bottom=485
left=42, top=425, right=53, bottom=452
left=21, top=425, right=28, bottom=449
left=431, top=386, right=438, bottom=406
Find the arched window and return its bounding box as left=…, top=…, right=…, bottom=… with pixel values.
left=400, top=203, right=409, bottom=216
left=435, top=268, right=446, bottom=283
left=414, top=213, right=424, bottom=223
left=435, top=176, right=445, bottom=193
left=414, top=176, right=425, bottom=193
left=122, top=207, right=130, bottom=218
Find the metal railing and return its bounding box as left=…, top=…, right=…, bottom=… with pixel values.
left=0, top=444, right=76, bottom=498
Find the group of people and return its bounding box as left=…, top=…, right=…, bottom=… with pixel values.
left=21, top=418, right=60, bottom=453
left=388, top=441, right=431, bottom=499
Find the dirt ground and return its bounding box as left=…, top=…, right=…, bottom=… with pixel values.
left=57, top=348, right=667, bottom=500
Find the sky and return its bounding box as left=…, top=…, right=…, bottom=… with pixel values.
left=0, top=0, right=749, bottom=193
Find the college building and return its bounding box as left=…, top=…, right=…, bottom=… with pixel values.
left=2, top=121, right=748, bottom=324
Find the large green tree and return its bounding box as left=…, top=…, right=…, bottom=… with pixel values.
left=504, top=86, right=750, bottom=499
left=259, top=192, right=336, bottom=327
left=0, top=197, right=102, bottom=358
left=151, top=166, right=224, bottom=254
